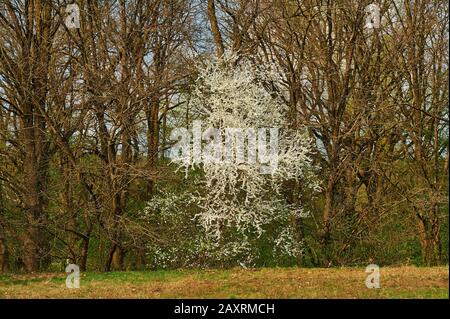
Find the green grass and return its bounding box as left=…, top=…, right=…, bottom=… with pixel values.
left=0, top=266, right=448, bottom=299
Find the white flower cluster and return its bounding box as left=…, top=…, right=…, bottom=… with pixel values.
left=141, top=52, right=320, bottom=268
left=142, top=189, right=310, bottom=268
left=183, top=52, right=320, bottom=238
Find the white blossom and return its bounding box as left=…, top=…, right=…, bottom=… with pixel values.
left=177, top=52, right=320, bottom=238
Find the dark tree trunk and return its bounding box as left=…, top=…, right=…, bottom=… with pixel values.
left=0, top=181, right=8, bottom=272
left=417, top=210, right=441, bottom=266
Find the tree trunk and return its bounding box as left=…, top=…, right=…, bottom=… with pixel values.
left=207, top=0, right=225, bottom=58
left=322, top=176, right=335, bottom=265
left=0, top=181, right=8, bottom=272
left=79, top=237, right=90, bottom=272
left=112, top=246, right=125, bottom=271
left=0, top=237, right=7, bottom=272
left=417, top=210, right=441, bottom=266
left=21, top=130, right=51, bottom=272
left=0, top=225, right=7, bottom=272
left=105, top=244, right=125, bottom=271
left=146, top=96, right=160, bottom=197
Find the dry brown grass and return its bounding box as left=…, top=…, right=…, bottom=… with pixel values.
left=0, top=266, right=448, bottom=299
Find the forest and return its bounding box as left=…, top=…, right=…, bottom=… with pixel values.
left=0, top=0, right=448, bottom=275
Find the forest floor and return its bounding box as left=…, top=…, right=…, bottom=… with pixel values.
left=0, top=266, right=448, bottom=299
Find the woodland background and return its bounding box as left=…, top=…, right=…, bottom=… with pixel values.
left=0, top=0, right=448, bottom=273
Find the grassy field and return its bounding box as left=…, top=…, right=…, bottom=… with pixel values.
left=0, top=266, right=448, bottom=299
